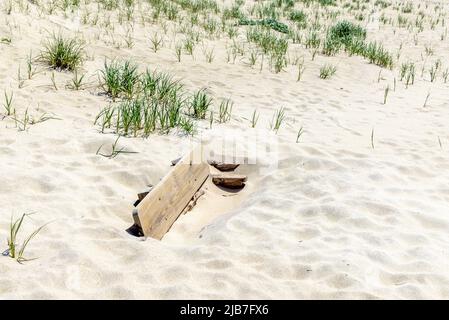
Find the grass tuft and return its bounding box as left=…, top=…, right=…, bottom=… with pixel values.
left=270, top=107, right=286, bottom=133
left=40, top=34, right=83, bottom=71
left=218, top=98, right=233, bottom=123
left=3, top=91, right=13, bottom=116
left=100, top=60, right=139, bottom=100
left=190, top=88, right=213, bottom=119
left=5, top=213, right=47, bottom=264
left=319, top=64, right=337, bottom=79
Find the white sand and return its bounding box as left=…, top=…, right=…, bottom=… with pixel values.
left=1, top=0, right=449, bottom=299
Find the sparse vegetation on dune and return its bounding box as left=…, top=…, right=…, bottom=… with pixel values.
left=95, top=62, right=229, bottom=137
left=7, top=0, right=436, bottom=88
left=1, top=0, right=448, bottom=139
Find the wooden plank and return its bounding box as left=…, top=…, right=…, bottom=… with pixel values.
left=211, top=173, right=247, bottom=188
left=207, top=160, right=240, bottom=172
left=136, top=146, right=209, bottom=239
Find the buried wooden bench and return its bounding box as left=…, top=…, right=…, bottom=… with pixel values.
left=129, top=148, right=246, bottom=240
left=131, top=148, right=209, bottom=240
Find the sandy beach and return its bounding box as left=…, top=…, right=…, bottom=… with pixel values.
left=1, top=0, right=449, bottom=299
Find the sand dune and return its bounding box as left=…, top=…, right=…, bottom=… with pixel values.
left=1, top=0, right=449, bottom=299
